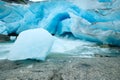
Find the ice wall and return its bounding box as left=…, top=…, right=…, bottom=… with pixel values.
left=0, top=0, right=120, bottom=46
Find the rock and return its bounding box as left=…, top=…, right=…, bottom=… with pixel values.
left=0, top=34, right=10, bottom=42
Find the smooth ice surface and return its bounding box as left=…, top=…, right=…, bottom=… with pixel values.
left=7, top=28, right=54, bottom=61
left=0, top=0, right=120, bottom=46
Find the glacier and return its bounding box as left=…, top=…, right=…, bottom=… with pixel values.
left=0, top=0, right=120, bottom=46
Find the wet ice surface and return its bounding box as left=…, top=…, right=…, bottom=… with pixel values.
left=51, top=38, right=120, bottom=57
left=0, top=38, right=120, bottom=60
left=0, top=41, right=13, bottom=59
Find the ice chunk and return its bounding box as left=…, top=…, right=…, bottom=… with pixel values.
left=7, top=28, right=54, bottom=61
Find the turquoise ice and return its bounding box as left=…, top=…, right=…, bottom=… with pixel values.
left=0, top=0, right=120, bottom=46
left=8, top=28, right=54, bottom=61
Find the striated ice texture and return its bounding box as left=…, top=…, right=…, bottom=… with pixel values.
left=0, top=0, right=120, bottom=46
left=7, top=28, right=54, bottom=61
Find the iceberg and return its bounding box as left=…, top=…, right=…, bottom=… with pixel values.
left=0, top=0, right=120, bottom=46
left=7, top=28, right=54, bottom=61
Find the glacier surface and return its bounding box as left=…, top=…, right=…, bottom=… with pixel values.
left=0, top=0, right=120, bottom=46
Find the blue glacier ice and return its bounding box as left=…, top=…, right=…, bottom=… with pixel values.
left=98, top=0, right=112, bottom=2
left=7, top=28, right=54, bottom=61
left=0, top=0, right=120, bottom=47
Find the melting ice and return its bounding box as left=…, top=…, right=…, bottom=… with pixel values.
left=0, top=0, right=120, bottom=60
